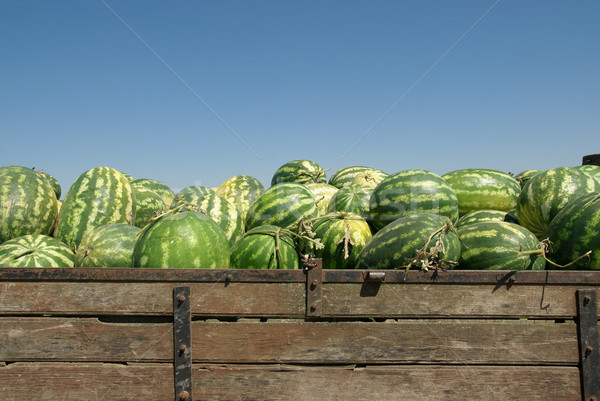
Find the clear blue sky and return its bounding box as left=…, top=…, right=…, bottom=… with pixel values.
left=1, top=1, right=599, bottom=196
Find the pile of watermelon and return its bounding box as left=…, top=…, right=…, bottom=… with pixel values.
left=1, top=160, right=599, bottom=271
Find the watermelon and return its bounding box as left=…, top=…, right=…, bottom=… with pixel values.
left=245, top=183, right=318, bottom=231
left=0, top=165, right=59, bottom=244
left=544, top=192, right=600, bottom=270
left=369, top=169, right=459, bottom=231
left=441, top=168, right=521, bottom=216
left=575, top=165, right=600, bottom=184
left=455, top=209, right=519, bottom=228
left=132, top=210, right=229, bottom=269
left=356, top=213, right=461, bottom=270
left=516, top=167, right=600, bottom=239
left=130, top=178, right=175, bottom=209
left=170, top=185, right=215, bottom=209
left=271, top=160, right=327, bottom=186
left=457, top=220, right=546, bottom=270
left=328, top=166, right=387, bottom=189
left=327, top=185, right=372, bottom=219
left=132, top=186, right=168, bottom=228
left=305, top=183, right=339, bottom=216
left=36, top=170, right=61, bottom=200
left=229, top=225, right=300, bottom=269
left=312, top=212, right=372, bottom=269
left=0, top=234, right=74, bottom=267
left=193, top=193, right=245, bottom=246
left=54, top=167, right=136, bottom=249
left=216, top=175, right=265, bottom=221
left=74, top=223, right=141, bottom=267
left=514, top=169, right=542, bottom=188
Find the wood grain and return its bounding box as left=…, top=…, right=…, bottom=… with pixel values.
left=0, top=363, right=581, bottom=400
left=0, top=317, right=579, bottom=365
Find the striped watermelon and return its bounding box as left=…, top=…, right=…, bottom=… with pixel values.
left=0, top=234, right=74, bottom=267
left=229, top=225, right=300, bottom=269
left=516, top=167, right=600, bottom=239
left=0, top=165, right=59, bottom=244
left=457, top=220, right=546, bottom=270
left=216, top=175, right=265, bottom=221
left=327, top=185, right=372, bottom=219
left=132, top=210, right=229, bottom=269
left=456, top=209, right=519, bottom=228
left=170, top=185, right=215, bottom=209
left=356, top=213, right=461, bottom=270
left=441, top=168, right=521, bottom=216
left=132, top=186, right=168, bottom=228
left=194, top=193, right=244, bottom=246
left=54, top=167, right=136, bottom=249
left=514, top=169, right=542, bottom=188
left=305, top=183, right=339, bottom=216
left=328, top=166, right=388, bottom=189
left=130, top=178, right=175, bottom=209
left=544, top=192, right=600, bottom=270
left=369, top=169, right=459, bottom=231
left=36, top=170, right=61, bottom=200
left=312, top=212, right=372, bottom=269
left=74, top=223, right=140, bottom=267
left=271, top=160, right=327, bottom=186
left=575, top=165, right=600, bottom=184
left=245, top=183, right=318, bottom=231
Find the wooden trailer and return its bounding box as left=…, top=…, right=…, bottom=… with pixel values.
left=0, top=261, right=599, bottom=400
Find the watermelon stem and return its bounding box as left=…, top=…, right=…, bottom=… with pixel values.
left=538, top=238, right=592, bottom=269
left=403, top=218, right=459, bottom=273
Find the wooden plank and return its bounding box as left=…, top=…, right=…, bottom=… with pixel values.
left=193, top=319, right=579, bottom=365
left=193, top=364, right=582, bottom=400
left=0, top=362, right=173, bottom=400
left=0, top=363, right=581, bottom=400
left=0, top=281, right=305, bottom=316
left=323, top=283, right=600, bottom=318
left=0, top=318, right=580, bottom=365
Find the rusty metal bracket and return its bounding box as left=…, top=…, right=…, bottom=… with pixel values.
left=577, top=289, right=600, bottom=401
left=173, top=286, right=192, bottom=401
left=305, top=257, right=323, bottom=318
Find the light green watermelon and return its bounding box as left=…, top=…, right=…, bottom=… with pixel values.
left=54, top=167, right=136, bottom=249
left=75, top=223, right=141, bottom=267
left=312, top=212, right=373, bottom=269
left=0, top=234, right=74, bottom=267
left=0, top=166, right=59, bottom=244
left=132, top=210, right=229, bottom=269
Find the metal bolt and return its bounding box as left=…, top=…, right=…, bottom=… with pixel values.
left=177, top=294, right=186, bottom=303
left=179, top=344, right=187, bottom=353
left=226, top=274, right=233, bottom=282
left=311, top=279, right=318, bottom=287
left=585, top=346, right=594, bottom=357
left=583, top=295, right=591, bottom=306
left=310, top=303, right=318, bottom=312
left=178, top=390, right=190, bottom=400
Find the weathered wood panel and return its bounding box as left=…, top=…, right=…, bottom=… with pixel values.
left=0, top=282, right=305, bottom=316
left=0, top=317, right=579, bottom=365
left=0, top=363, right=580, bottom=400
left=323, top=283, right=600, bottom=318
